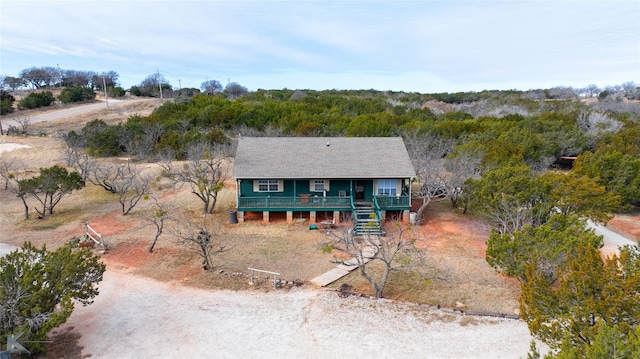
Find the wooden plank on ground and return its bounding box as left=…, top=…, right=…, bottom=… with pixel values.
left=310, top=267, right=351, bottom=287
left=310, top=245, right=378, bottom=287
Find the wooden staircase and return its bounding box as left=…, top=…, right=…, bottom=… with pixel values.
left=353, top=203, right=382, bottom=236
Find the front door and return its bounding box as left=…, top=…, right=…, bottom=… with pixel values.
left=354, top=180, right=366, bottom=200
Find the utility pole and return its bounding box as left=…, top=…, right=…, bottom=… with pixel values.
left=57, top=64, right=61, bottom=89
left=103, top=75, right=109, bottom=109
left=157, top=70, right=163, bottom=99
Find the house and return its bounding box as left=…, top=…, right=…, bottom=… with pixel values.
left=232, top=137, right=415, bottom=235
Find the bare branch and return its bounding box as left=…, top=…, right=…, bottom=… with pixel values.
left=159, top=142, right=232, bottom=214
left=320, top=220, right=425, bottom=299
left=170, top=216, right=230, bottom=270
left=143, top=193, right=170, bottom=252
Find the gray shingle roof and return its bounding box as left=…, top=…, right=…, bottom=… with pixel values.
left=232, top=137, right=415, bottom=179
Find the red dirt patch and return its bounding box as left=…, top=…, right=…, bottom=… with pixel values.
left=102, top=240, right=153, bottom=268
left=608, top=212, right=640, bottom=241
left=84, top=209, right=139, bottom=237
left=413, top=200, right=492, bottom=258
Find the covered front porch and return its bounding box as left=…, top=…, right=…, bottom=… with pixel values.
left=235, top=194, right=411, bottom=226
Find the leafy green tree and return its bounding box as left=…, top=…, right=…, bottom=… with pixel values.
left=520, top=244, right=640, bottom=357
left=17, top=91, right=55, bottom=109
left=17, top=165, right=85, bottom=218
left=57, top=86, right=96, bottom=103
left=78, top=119, right=124, bottom=157
left=540, top=171, right=620, bottom=224
left=0, top=90, right=16, bottom=115
left=467, top=162, right=553, bottom=235
left=574, top=150, right=640, bottom=211
left=486, top=214, right=603, bottom=283
left=595, top=119, right=640, bottom=156
left=345, top=113, right=395, bottom=137
left=129, top=85, right=141, bottom=96
left=544, top=324, right=640, bottom=359
left=0, top=242, right=105, bottom=354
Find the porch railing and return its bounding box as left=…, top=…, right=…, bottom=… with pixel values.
left=238, top=196, right=351, bottom=210
left=238, top=195, right=410, bottom=210
left=374, top=195, right=411, bottom=208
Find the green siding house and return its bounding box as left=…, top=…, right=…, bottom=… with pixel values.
left=232, top=137, right=415, bottom=234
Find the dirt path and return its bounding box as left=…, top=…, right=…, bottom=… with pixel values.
left=588, top=220, right=638, bottom=258
left=55, top=268, right=535, bottom=358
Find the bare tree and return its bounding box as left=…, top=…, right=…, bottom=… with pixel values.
left=19, top=67, right=56, bottom=89
left=224, top=82, right=248, bottom=99
left=144, top=194, right=170, bottom=252
left=581, top=84, right=601, bottom=98
left=443, top=150, right=482, bottom=208
left=61, top=70, right=93, bottom=87
left=0, top=156, right=24, bottom=190
left=68, top=147, right=151, bottom=215
left=577, top=111, right=622, bottom=148
left=62, top=138, right=98, bottom=183
left=88, top=162, right=120, bottom=193
left=128, top=122, right=165, bottom=160
left=547, top=86, right=577, bottom=99
left=170, top=217, right=229, bottom=270
left=86, top=160, right=151, bottom=214
left=2, top=76, right=26, bottom=91
left=159, top=142, right=232, bottom=214
left=113, top=162, right=152, bottom=215
left=320, top=219, right=425, bottom=299
left=0, top=157, right=30, bottom=219
left=14, top=117, right=31, bottom=135
left=200, top=79, right=223, bottom=95
left=404, top=131, right=454, bottom=222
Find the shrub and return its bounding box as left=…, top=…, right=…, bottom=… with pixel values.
left=0, top=90, right=15, bottom=115
left=58, top=86, right=96, bottom=103
left=17, top=91, right=55, bottom=109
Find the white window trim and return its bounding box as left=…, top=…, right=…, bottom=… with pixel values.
left=377, top=179, right=398, bottom=196
left=310, top=179, right=330, bottom=192
left=254, top=179, right=284, bottom=192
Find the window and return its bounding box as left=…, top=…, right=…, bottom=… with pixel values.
left=310, top=179, right=329, bottom=192
left=314, top=180, right=325, bottom=192
left=257, top=179, right=279, bottom=192
left=377, top=179, right=396, bottom=196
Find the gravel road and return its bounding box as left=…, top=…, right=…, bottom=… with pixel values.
left=1, top=99, right=127, bottom=130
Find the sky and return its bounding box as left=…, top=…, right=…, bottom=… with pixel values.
left=1, top=0, right=639, bottom=93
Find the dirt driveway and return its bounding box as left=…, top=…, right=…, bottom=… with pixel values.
left=54, top=268, right=534, bottom=358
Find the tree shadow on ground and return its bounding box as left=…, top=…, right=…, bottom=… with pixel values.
left=44, top=326, right=88, bottom=359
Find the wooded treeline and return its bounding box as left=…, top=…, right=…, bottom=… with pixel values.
left=66, top=87, right=640, bottom=212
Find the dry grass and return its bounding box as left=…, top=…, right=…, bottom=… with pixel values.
left=327, top=201, right=521, bottom=314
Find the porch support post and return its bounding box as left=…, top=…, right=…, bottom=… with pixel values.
left=310, top=211, right=317, bottom=223
left=238, top=211, right=245, bottom=223
left=333, top=211, right=340, bottom=223
left=380, top=210, right=386, bottom=222
left=262, top=211, right=270, bottom=224
left=402, top=209, right=410, bottom=224
left=286, top=211, right=293, bottom=223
